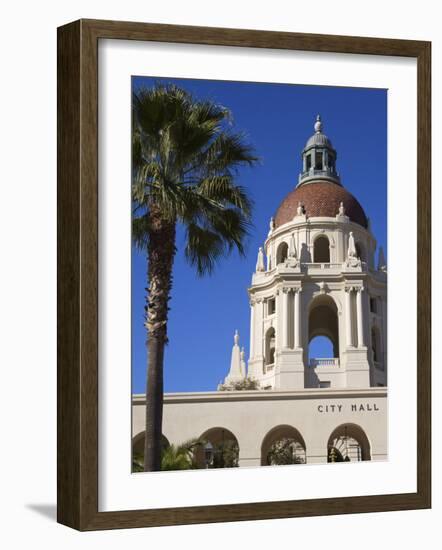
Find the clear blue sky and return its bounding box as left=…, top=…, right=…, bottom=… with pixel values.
left=131, top=76, right=387, bottom=393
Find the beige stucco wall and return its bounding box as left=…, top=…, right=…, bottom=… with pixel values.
left=133, top=387, right=387, bottom=466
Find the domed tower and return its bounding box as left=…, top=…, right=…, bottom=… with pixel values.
left=246, top=116, right=387, bottom=390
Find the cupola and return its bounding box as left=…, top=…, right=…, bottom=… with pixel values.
left=299, top=115, right=340, bottom=186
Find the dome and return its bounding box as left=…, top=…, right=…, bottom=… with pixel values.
left=304, top=114, right=334, bottom=150
left=274, top=181, right=368, bottom=228
left=305, top=132, right=333, bottom=149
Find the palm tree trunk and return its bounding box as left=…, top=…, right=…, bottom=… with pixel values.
left=144, top=208, right=176, bottom=471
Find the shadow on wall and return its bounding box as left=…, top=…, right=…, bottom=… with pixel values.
left=300, top=243, right=311, bottom=263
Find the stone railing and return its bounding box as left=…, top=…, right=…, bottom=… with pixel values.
left=305, top=262, right=343, bottom=270
left=252, top=261, right=368, bottom=283
left=309, top=358, right=340, bottom=368
left=298, top=168, right=340, bottom=183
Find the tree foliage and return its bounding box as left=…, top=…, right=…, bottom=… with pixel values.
left=132, top=84, right=258, bottom=276
left=266, top=437, right=306, bottom=466
left=218, top=377, right=260, bottom=391
left=132, top=438, right=204, bottom=472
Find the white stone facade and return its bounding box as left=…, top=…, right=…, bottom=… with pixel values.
left=247, top=212, right=387, bottom=391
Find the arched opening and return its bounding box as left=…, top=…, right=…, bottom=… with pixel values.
left=132, top=432, right=170, bottom=472
left=327, top=423, right=371, bottom=462
left=265, top=327, right=276, bottom=367
left=261, top=425, right=306, bottom=466
left=195, top=427, right=239, bottom=469
left=313, top=235, right=330, bottom=263
left=308, top=335, right=334, bottom=361
left=276, top=241, right=288, bottom=264
left=308, top=295, right=339, bottom=366
left=371, top=325, right=381, bottom=364
left=355, top=241, right=366, bottom=263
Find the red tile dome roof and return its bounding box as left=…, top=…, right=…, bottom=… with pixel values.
left=274, top=181, right=368, bottom=229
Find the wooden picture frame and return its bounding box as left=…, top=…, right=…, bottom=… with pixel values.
left=57, top=19, right=431, bottom=531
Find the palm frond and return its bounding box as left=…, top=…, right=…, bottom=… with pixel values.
left=132, top=83, right=258, bottom=274
left=196, top=177, right=253, bottom=217
left=184, top=223, right=226, bottom=276
left=132, top=214, right=151, bottom=252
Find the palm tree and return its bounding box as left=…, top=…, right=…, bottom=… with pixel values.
left=132, top=438, right=203, bottom=472
left=161, top=438, right=203, bottom=471
left=132, top=84, right=258, bottom=471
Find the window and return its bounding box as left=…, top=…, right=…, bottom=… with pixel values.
left=370, top=297, right=377, bottom=313
left=276, top=241, right=288, bottom=264
left=265, top=327, right=276, bottom=366
left=371, top=326, right=381, bottom=364
left=315, top=151, right=323, bottom=170
left=313, top=235, right=330, bottom=263
left=267, top=298, right=276, bottom=316
left=319, top=381, right=331, bottom=388
left=306, top=154, right=312, bottom=170
left=355, top=242, right=366, bottom=262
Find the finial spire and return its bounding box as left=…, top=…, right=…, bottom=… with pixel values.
left=314, top=114, right=322, bottom=133
left=240, top=347, right=246, bottom=377
left=378, top=246, right=387, bottom=271
left=221, top=329, right=245, bottom=387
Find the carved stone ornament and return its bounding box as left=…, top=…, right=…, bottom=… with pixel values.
left=255, top=246, right=265, bottom=272
left=319, top=281, right=328, bottom=294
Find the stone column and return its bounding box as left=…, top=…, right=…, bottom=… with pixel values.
left=345, top=287, right=353, bottom=347
left=294, top=288, right=301, bottom=349
left=356, top=286, right=365, bottom=347
left=282, top=288, right=289, bottom=349
left=249, top=300, right=255, bottom=358
left=258, top=298, right=265, bottom=357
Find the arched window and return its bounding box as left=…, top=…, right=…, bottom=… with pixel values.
left=276, top=242, right=288, bottom=264
left=308, top=295, right=339, bottom=362
left=265, top=327, right=276, bottom=366
left=355, top=242, right=366, bottom=262
left=313, top=235, right=330, bottom=263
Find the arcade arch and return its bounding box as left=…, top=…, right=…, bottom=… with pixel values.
left=261, top=425, right=306, bottom=466
left=327, top=423, right=371, bottom=462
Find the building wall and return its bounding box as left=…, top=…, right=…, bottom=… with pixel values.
left=133, top=388, right=388, bottom=466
